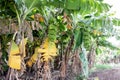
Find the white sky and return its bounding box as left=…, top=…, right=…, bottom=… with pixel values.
left=107, top=36, right=120, bottom=47
left=104, top=0, right=120, bottom=19
left=104, top=0, right=120, bottom=47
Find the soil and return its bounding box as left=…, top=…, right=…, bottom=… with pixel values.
left=89, top=68, right=120, bottom=80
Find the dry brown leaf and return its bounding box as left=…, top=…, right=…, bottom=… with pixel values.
left=67, top=23, right=72, bottom=30
left=19, top=38, right=27, bottom=57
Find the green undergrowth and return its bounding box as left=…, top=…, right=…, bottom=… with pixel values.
left=90, top=63, right=120, bottom=73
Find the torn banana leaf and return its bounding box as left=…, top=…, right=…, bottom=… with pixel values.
left=8, top=55, right=21, bottom=69
left=26, top=38, right=58, bottom=67
left=26, top=47, right=42, bottom=67
left=8, top=41, right=21, bottom=69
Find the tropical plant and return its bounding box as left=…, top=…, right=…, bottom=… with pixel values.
left=0, top=0, right=120, bottom=80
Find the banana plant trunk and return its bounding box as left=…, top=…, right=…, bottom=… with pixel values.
left=87, top=44, right=96, bottom=69
left=0, top=38, right=1, bottom=59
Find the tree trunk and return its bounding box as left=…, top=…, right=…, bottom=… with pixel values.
left=88, top=44, right=96, bottom=69
left=0, top=38, right=1, bottom=58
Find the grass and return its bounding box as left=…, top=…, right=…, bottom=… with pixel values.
left=90, top=63, right=117, bottom=73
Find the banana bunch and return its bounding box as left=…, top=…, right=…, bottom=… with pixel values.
left=48, top=24, right=57, bottom=42
left=83, top=29, right=92, bottom=51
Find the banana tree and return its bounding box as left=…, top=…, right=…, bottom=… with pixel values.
left=71, top=0, right=120, bottom=78
left=0, top=0, right=120, bottom=80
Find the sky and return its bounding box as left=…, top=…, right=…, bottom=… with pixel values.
left=104, top=0, right=120, bottom=19
left=104, top=0, right=120, bottom=47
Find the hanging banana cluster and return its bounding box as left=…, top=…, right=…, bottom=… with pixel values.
left=27, top=24, right=57, bottom=67
left=83, top=29, right=92, bottom=51
left=48, top=24, right=57, bottom=42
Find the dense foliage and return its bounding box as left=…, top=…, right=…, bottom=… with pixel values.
left=0, top=0, right=120, bottom=80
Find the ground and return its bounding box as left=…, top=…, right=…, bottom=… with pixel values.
left=89, top=68, right=120, bottom=80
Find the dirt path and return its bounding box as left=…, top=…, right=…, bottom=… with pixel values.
left=89, top=68, right=120, bottom=80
